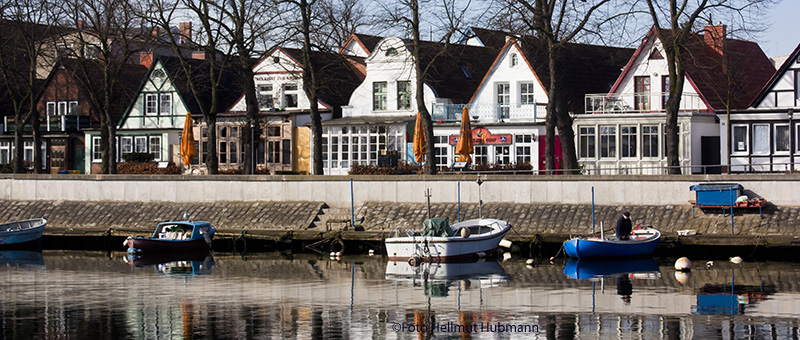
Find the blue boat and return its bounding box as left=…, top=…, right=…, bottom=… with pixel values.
left=0, top=218, right=47, bottom=247
left=563, top=228, right=661, bottom=259
left=563, top=258, right=660, bottom=279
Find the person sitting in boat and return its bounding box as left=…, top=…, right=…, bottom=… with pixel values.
left=616, top=211, right=632, bottom=241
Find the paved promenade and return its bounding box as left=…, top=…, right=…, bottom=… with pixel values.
left=2, top=199, right=796, bottom=246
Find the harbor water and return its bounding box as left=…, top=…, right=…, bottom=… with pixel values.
left=1, top=250, right=799, bottom=339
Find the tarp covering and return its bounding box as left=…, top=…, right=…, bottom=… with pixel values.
left=423, top=217, right=453, bottom=237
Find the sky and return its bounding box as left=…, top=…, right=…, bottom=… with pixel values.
left=759, top=0, right=798, bottom=58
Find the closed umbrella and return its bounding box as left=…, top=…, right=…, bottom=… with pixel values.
left=455, top=106, right=473, bottom=164
left=413, top=111, right=426, bottom=163
left=181, top=112, right=196, bottom=166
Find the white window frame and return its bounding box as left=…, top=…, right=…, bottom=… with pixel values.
left=149, top=136, right=161, bottom=161
left=515, top=134, right=533, bottom=164
left=775, top=124, right=790, bottom=154
left=58, top=101, right=68, bottom=116
left=496, top=82, right=510, bottom=119
left=258, top=84, right=274, bottom=110
left=92, top=137, right=102, bottom=162
left=599, top=126, right=616, bottom=158
left=145, top=94, right=158, bottom=116
left=520, top=82, right=535, bottom=105
left=731, top=124, right=749, bottom=155
left=373, top=82, right=387, bottom=111
left=159, top=94, right=171, bottom=116
left=120, top=136, right=133, bottom=158
left=397, top=81, right=411, bottom=110
left=641, top=125, right=660, bottom=159
left=134, top=136, right=148, bottom=153
left=69, top=101, right=79, bottom=115
left=620, top=125, right=637, bottom=158
left=46, top=102, right=57, bottom=116
left=0, top=141, right=11, bottom=164
left=510, top=53, right=518, bottom=67
left=433, top=135, right=450, bottom=169
left=752, top=123, right=770, bottom=155
left=283, top=84, right=298, bottom=109
left=578, top=126, right=596, bottom=159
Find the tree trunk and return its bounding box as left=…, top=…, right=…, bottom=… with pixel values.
left=240, top=63, right=259, bottom=175
left=664, top=48, right=686, bottom=175
left=206, top=119, right=218, bottom=174
left=410, top=0, right=436, bottom=175
left=100, top=112, right=110, bottom=174
left=30, top=105, right=42, bottom=173
left=12, top=119, right=25, bottom=173
left=544, top=42, right=558, bottom=173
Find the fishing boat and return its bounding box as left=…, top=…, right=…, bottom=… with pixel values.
left=124, top=219, right=215, bottom=254
left=384, top=217, right=512, bottom=263
left=0, top=218, right=47, bottom=247
left=563, top=227, right=661, bottom=259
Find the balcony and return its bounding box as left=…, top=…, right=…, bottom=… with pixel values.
left=431, top=103, right=542, bottom=123
left=585, top=92, right=706, bottom=114
left=4, top=115, right=93, bottom=133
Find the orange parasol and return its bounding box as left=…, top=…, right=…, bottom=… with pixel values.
left=455, top=106, right=473, bottom=164
left=180, top=112, right=196, bottom=165
left=413, top=111, right=426, bottom=163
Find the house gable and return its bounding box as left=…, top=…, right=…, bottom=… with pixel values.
left=753, top=43, right=800, bottom=109
left=118, top=59, right=188, bottom=130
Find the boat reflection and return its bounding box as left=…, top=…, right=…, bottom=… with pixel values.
left=385, top=259, right=509, bottom=297
left=692, top=268, right=776, bottom=316
left=124, top=250, right=214, bottom=275
left=563, top=258, right=661, bottom=280
left=0, top=250, right=44, bottom=268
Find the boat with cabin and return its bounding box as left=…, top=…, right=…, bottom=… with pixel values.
left=384, top=217, right=512, bottom=263
left=124, top=219, right=215, bottom=254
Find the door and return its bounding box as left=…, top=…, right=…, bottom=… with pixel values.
left=701, top=136, right=721, bottom=174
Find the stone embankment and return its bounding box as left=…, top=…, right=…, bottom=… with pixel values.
left=3, top=199, right=797, bottom=247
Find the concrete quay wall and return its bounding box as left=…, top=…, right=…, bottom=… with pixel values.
left=1, top=173, right=799, bottom=208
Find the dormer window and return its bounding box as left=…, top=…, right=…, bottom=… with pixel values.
left=649, top=49, right=663, bottom=59
left=510, top=53, right=518, bottom=67
left=385, top=47, right=398, bottom=56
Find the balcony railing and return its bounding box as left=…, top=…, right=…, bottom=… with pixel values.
left=4, top=115, right=92, bottom=133
left=431, top=103, right=542, bottom=123
left=585, top=92, right=706, bottom=114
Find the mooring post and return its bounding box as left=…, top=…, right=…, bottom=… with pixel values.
left=425, top=188, right=432, bottom=219
left=350, top=178, right=355, bottom=229
left=457, top=181, right=461, bottom=222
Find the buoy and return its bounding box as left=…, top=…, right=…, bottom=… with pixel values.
left=729, top=256, right=743, bottom=264
left=460, top=227, right=471, bottom=238
left=335, top=252, right=341, bottom=257
left=706, top=261, right=714, bottom=268
left=498, top=239, right=512, bottom=248
left=674, top=271, right=691, bottom=284
left=368, top=249, right=375, bottom=256
left=526, top=258, right=535, bottom=265
left=329, top=252, right=336, bottom=256
left=502, top=252, right=512, bottom=261
left=674, top=257, right=692, bottom=271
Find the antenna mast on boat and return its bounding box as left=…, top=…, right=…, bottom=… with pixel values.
left=476, top=175, right=483, bottom=219
left=591, top=186, right=595, bottom=235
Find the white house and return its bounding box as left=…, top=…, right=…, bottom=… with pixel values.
left=725, top=42, right=800, bottom=172
left=576, top=25, right=773, bottom=174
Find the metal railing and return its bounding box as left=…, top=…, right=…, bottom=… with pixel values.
left=4, top=115, right=92, bottom=133
left=439, top=162, right=799, bottom=175
left=585, top=92, right=706, bottom=114
left=431, top=103, right=542, bottom=123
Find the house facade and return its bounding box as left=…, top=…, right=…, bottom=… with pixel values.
left=577, top=25, right=773, bottom=174
left=724, top=43, right=800, bottom=172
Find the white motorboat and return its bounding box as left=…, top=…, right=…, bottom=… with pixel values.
left=384, top=217, right=512, bottom=263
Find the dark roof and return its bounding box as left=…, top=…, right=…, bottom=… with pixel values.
left=352, top=34, right=383, bottom=54
left=156, top=55, right=243, bottom=118
left=56, top=58, right=147, bottom=124
left=750, top=42, right=799, bottom=107
left=414, top=40, right=499, bottom=103
left=462, top=27, right=512, bottom=49
left=281, top=48, right=365, bottom=109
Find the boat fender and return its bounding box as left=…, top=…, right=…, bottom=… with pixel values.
left=460, top=227, right=471, bottom=238
left=674, top=257, right=692, bottom=271
left=123, top=236, right=132, bottom=247
left=408, top=256, right=422, bottom=267
left=476, top=251, right=486, bottom=258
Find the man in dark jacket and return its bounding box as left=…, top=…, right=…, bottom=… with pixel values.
left=616, top=211, right=632, bottom=240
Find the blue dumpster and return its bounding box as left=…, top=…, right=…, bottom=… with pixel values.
left=689, top=183, right=743, bottom=206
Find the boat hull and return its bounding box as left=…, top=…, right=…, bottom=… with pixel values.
left=126, top=237, right=211, bottom=254
left=385, top=223, right=510, bottom=262
left=563, top=230, right=660, bottom=259
left=563, top=258, right=660, bottom=279
left=0, top=219, right=46, bottom=246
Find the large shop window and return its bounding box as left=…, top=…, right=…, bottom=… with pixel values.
left=579, top=126, right=595, bottom=158
left=732, top=125, right=748, bottom=153
left=323, top=125, right=404, bottom=171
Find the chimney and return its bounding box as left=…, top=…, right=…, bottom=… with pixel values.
left=76, top=20, right=84, bottom=30
left=704, top=24, right=726, bottom=55
left=179, top=22, right=192, bottom=45
left=140, top=52, right=153, bottom=68
left=191, top=50, right=207, bottom=60
left=152, top=26, right=161, bottom=38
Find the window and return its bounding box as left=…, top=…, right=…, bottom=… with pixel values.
left=46, top=102, right=56, bottom=116
left=283, top=84, right=298, bottom=108
left=662, top=76, right=670, bottom=108
left=219, top=141, right=227, bottom=163
left=160, top=94, right=171, bottom=115
left=373, top=82, right=387, bottom=110
left=515, top=135, right=533, bottom=164
left=134, top=136, right=147, bottom=153
left=397, top=81, right=411, bottom=110
left=69, top=101, right=79, bottom=115
left=495, top=145, right=510, bottom=164
left=510, top=53, right=518, bottom=67
left=496, top=83, right=509, bottom=119
left=732, top=125, right=748, bottom=153
left=433, top=136, right=449, bottom=169
left=120, top=136, right=133, bottom=157
left=0, top=141, right=10, bottom=164
left=752, top=124, right=769, bottom=155
left=149, top=136, right=161, bottom=161
left=600, top=126, right=616, bottom=158
left=145, top=94, right=158, bottom=115
left=620, top=126, right=637, bottom=158
left=58, top=102, right=68, bottom=116
left=385, top=47, right=398, bottom=56
left=579, top=126, right=596, bottom=158
left=258, top=85, right=273, bottom=110
left=634, top=76, right=650, bottom=111
left=23, top=141, right=33, bottom=164
left=92, top=137, right=102, bottom=162
left=642, top=125, right=659, bottom=158
left=797, top=124, right=800, bottom=153
left=775, top=124, right=790, bottom=153
left=474, top=146, right=488, bottom=165
left=520, top=82, right=535, bottom=105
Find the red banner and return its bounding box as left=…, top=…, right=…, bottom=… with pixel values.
left=449, top=127, right=512, bottom=145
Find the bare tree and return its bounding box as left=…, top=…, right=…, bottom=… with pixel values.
left=0, top=0, right=65, bottom=173
left=494, top=0, right=614, bottom=174
left=643, top=0, right=776, bottom=174
left=62, top=0, right=152, bottom=174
